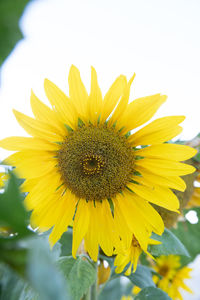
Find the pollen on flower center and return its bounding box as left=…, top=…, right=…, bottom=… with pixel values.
left=57, top=125, right=135, bottom=201
left=81, top=153, right=105, bottom=175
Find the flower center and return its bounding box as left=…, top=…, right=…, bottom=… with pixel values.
left=81, top=154, right=105, bottom=175
left=57, top=125, right=134, bottom=201
left=159, top=265, right=170, bottom=277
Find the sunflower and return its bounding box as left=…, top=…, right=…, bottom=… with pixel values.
left=114, top=234, right=160, bottom=275
left=152, top=255, right=193, bottom=300
left=153, top=255, right=181, bottom=289
left=0, top=66, right=196, bottom=262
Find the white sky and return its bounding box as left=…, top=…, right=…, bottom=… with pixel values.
left=1, top=0, right=200, bottom=160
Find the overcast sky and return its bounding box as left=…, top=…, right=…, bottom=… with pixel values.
left=1, top=0, right=200, bottom=160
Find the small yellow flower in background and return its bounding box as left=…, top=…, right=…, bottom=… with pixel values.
left=114, top=234, right=160, bottom=275
left=152, top=255, right=193, bottom=300
left=186, top=173, right=200, bottom=208
left=0, top=66, right=196, bottom=262
left=132, top=285, right=141, bottom=295
left=169, top=266, right=193, bottom=299
left=0, top=172, right=9, bottom=188
left=121, top=296, right=133, bottom=300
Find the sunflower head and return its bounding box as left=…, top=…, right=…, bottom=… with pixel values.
left=153, top=255, right=193, bottom=299
left=58, top=124, right=134, bottom=201
left=0, top=66, right=197, bottom=263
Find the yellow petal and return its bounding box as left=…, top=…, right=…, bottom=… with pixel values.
left=129, top=116, right=185, bottom=146
left=84, top=201, right=100, bottom=261
left=136, top=158, right=196, bottom=176
left=68, top=65, right=88, bottom=117
left=24, top=171, right=62, bottom=209
left=31, top=195, right=62, bottom=230
left=135, top=166, right=186, bottom=192
left=118, top=94, right=166, bottom=133
left=97, top=200, right=118, bottom=256
left=20, top=177, right=40, bottom=193
left=131, top=246, right=142, bottom=273
left=0, top=136, right=60, bottom=151
left=72, top=199, right=90, bottom=258
left=44, top=78, right=77, bottom=129
left=115, top=194, right=151, bottom=250
left=113, top=198, right=132, bottom=249
left=128, top=182, right=180, bottom=212
left=125, top=192, right=164, bottom=235
left=87, top=66, right=102, bottom=124
left=100, top=75, right=127, bottom=123
left=49, top=190, right=77, bottom=247
left=109, top=74, right=135, bottom=126
left=135, top=144, right=197, bottom=161
left=30, top=90, right=66, bottom=134
left=13, top=109, right=63, bottom=142
left=4, top=150, right=57, bottom=179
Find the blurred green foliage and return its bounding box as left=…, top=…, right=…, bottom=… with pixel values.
left=172, top=207, right=200, bottom=265
left=149, top=228, right=189, bottom=257
left=0, top=171, right=199, bottom=299
left=0, top=0, right=30, bottom=66
left=135, top=287, right=171, bottom=300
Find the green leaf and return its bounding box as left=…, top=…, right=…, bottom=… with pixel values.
left=98, top=278, right=132, bottom=300
left=0, top=264, right=37, bottom=300
left=135, top=287, right=171, bottom=300
left=0, top=247, right=28, bottom=277
left=0, top=172, right=34, bottom=275
left=0, top=234, right=70, bottom=300
left=0, top=0, right=30, bottom=66
left=27, top=239, right=68, bottom=300
left=148, top=228, right=189, bottom=257
left=0, top=172, right=30, bottom=237
left=126, top=265, right=155, bottom=288
left=59, top=230, right=73, bottom=256
left=57, top=256, right=96, bottom=300
left=110, top=263, right=155, bottom=288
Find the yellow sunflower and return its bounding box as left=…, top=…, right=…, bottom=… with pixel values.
left=0, top=66, right=196, bottom=262
left=114, top=234, right=160, bottom=275
left=152, top=255, right=193, bottom=300
left=168, top=266, right=193, bottom=300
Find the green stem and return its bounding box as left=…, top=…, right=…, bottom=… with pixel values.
left=83, top=289, right=91, bottom=300
left=90, top=260, right=98, bottom=300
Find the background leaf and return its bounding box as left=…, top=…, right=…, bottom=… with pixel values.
left=98, top=278, right=132, bottom=300
left=0, top=172, right=30, bottom=238
left=0, top=264, right=36, bottom=300
left=148, top=228, right=189, bottom=257
left=57, top=256, right=96, bottom=300
left=127, top=265, right=155, bottom=288
left=135, top=286, right=171, bottom=300
left=27, top=239, right=68, bottom=300
left=0, top=0, right=30, bottom=67
left=59, top=230, right=73, bottom=256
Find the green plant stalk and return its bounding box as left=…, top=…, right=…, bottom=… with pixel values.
left=90, top=260, right=98, bottom=300
left=83, top=289, right=91, bottom=300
